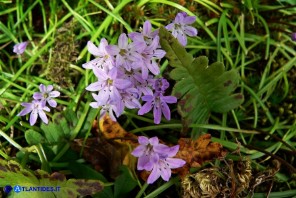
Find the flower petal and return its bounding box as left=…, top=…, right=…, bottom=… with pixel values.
left=166, top=158, right=186, bottom=169
left=86, top=81, right=102, bottom=91
left=149, top=137, right=159, bottom=146
left=90, top=102, right=100, bottom=108
left=160, top=164, right=171, bottom=181
left=153, top=105, right=162, bottom=124
left=114, top=79, right=131, bottom=89
left=138, top=136, right=149, bottom=145
left=46, top=85, right=53, bottom=92
left=47, top=99, right=57, bottom=108
left=183, top=16, right=196, bottom=24
left=147, top=164, right=161, bottom=184
left=105, top=45, right=119, bottom=56
left=177, top=33, right=187, bottom=46
left=29, top=111, right=38, bottom=126
left=138, top=101, right=153, bottom=115
left=38, top=110, right=48, bottom=124
left=87, top=41, right=101, bottom=56
left=39, top=84, right=46, bottom=93
left=184, top=26, right=198, bottom=37
left=137, top=155, right=150, bottom=170
left=131, top=145, right=146, bottom=157
left=161, top=102, right=171, bottom=121
left=118, top=33, right=128, bottom=49
left=143, top=20, right=152, bottom=36
left=161, top=96, right=177, bottom=103
left=18, top=107, right=32, bottom=116
left=49, top=91, right=60, bottom=98
left=33, top=93, right=43, bottom=100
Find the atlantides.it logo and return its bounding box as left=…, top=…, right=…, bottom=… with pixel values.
left=3, top=185, right=60, bottom=194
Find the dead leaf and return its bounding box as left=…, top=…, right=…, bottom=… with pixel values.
left=71, top=115, right=139, bottom=179
left=71, top=135, right=130, bottom=179
left=99, top=115, right=138, bottom=147
left=175, top=134, right=227, bottom=177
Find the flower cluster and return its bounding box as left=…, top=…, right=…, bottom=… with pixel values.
left=18, top=84, right=60, bottom=126
left=83, top=12, right=197, bottom=124
left=131, top=136, right=185, bottom=184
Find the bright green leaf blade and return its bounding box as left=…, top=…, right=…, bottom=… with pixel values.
left=41, top=122, right=61, bottom=143
left=25, top=130, right=45, bottom=145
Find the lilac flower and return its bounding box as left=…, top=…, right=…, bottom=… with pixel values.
left=292, top=32, right=296, bottom=41
left=152, top=77, right=170, bottom=93
left=119, top=88, right=141, bottom=109
left=131, top=136, right=171, bottom=171
left=147, top=145, right=186, bottom=184
left=90, top=96, right=122, bottom=121
left=138, top=93, right=177, bottom=124
left=129, top=20, right=159, bottom=46
left=131, top=136, right=186, bottom=184
left=86, top=67, right=131, bottom=105
left=82, top=39, right=114, bottom=70
left=33, top=84, right=60, bottom=108
left=13, top=41, right=28, bottom=55
left=134, top=75, right=155, bottom=97
left=18, top=100, right=50, bottom=126
left=166, top=12, right=197, bottom=46
left=133, top=36, right=166, bottom=79
left=105, top=33, right=145, bottom=71
left=138, top=78, right=177, bottom=124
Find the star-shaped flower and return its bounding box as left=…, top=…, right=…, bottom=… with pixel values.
left=18, top=100, right=50, bottom=126
left=147, top=145, right=186, bottom=184
left=33, top=84, right=60, bottom=108
left=166, top=12, right=197, bottom=46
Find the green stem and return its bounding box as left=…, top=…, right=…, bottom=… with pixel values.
left=0, top=129, right=25, bottom=151
left=130, top=124, right=182, bottom=133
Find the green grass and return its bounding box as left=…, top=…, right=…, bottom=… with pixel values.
left=0, top=0, right=296, bottom=197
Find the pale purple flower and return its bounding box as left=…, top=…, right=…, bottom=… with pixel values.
left=86, top=67, right=131, bottom=104
left=33, top=84, right=60, bottom=108
left=138, top=79, right=177, bottom=124
left=133, top=36, right=166, bottom=79
left=105, top=33, right=145, bottom=71
left=82, top=39, right=114, bottom=70
left=147, top=145, right=186, bottom=184
left=18, top=100, right=50, bottom=126
left=129, top=20, right=159, bottom=46
left=166, top=12, right=197, bottom=46
left=152, top=76, right=170, bottom=93
left=292, top=32, right=296, bottom=41
left=90, top=98, right=122, bottom=121
left=119, top=88, right=141, bottom=109
left=138, top=94, right=177, bottom=124
left=134, top=75, right=155, bottom=97
left=131, top=136, right=170, bottom=171
left=13, top=41, right=28, bottom=55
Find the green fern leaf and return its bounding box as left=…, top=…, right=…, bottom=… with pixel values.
left=159, top=27, right=244, bottom=135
